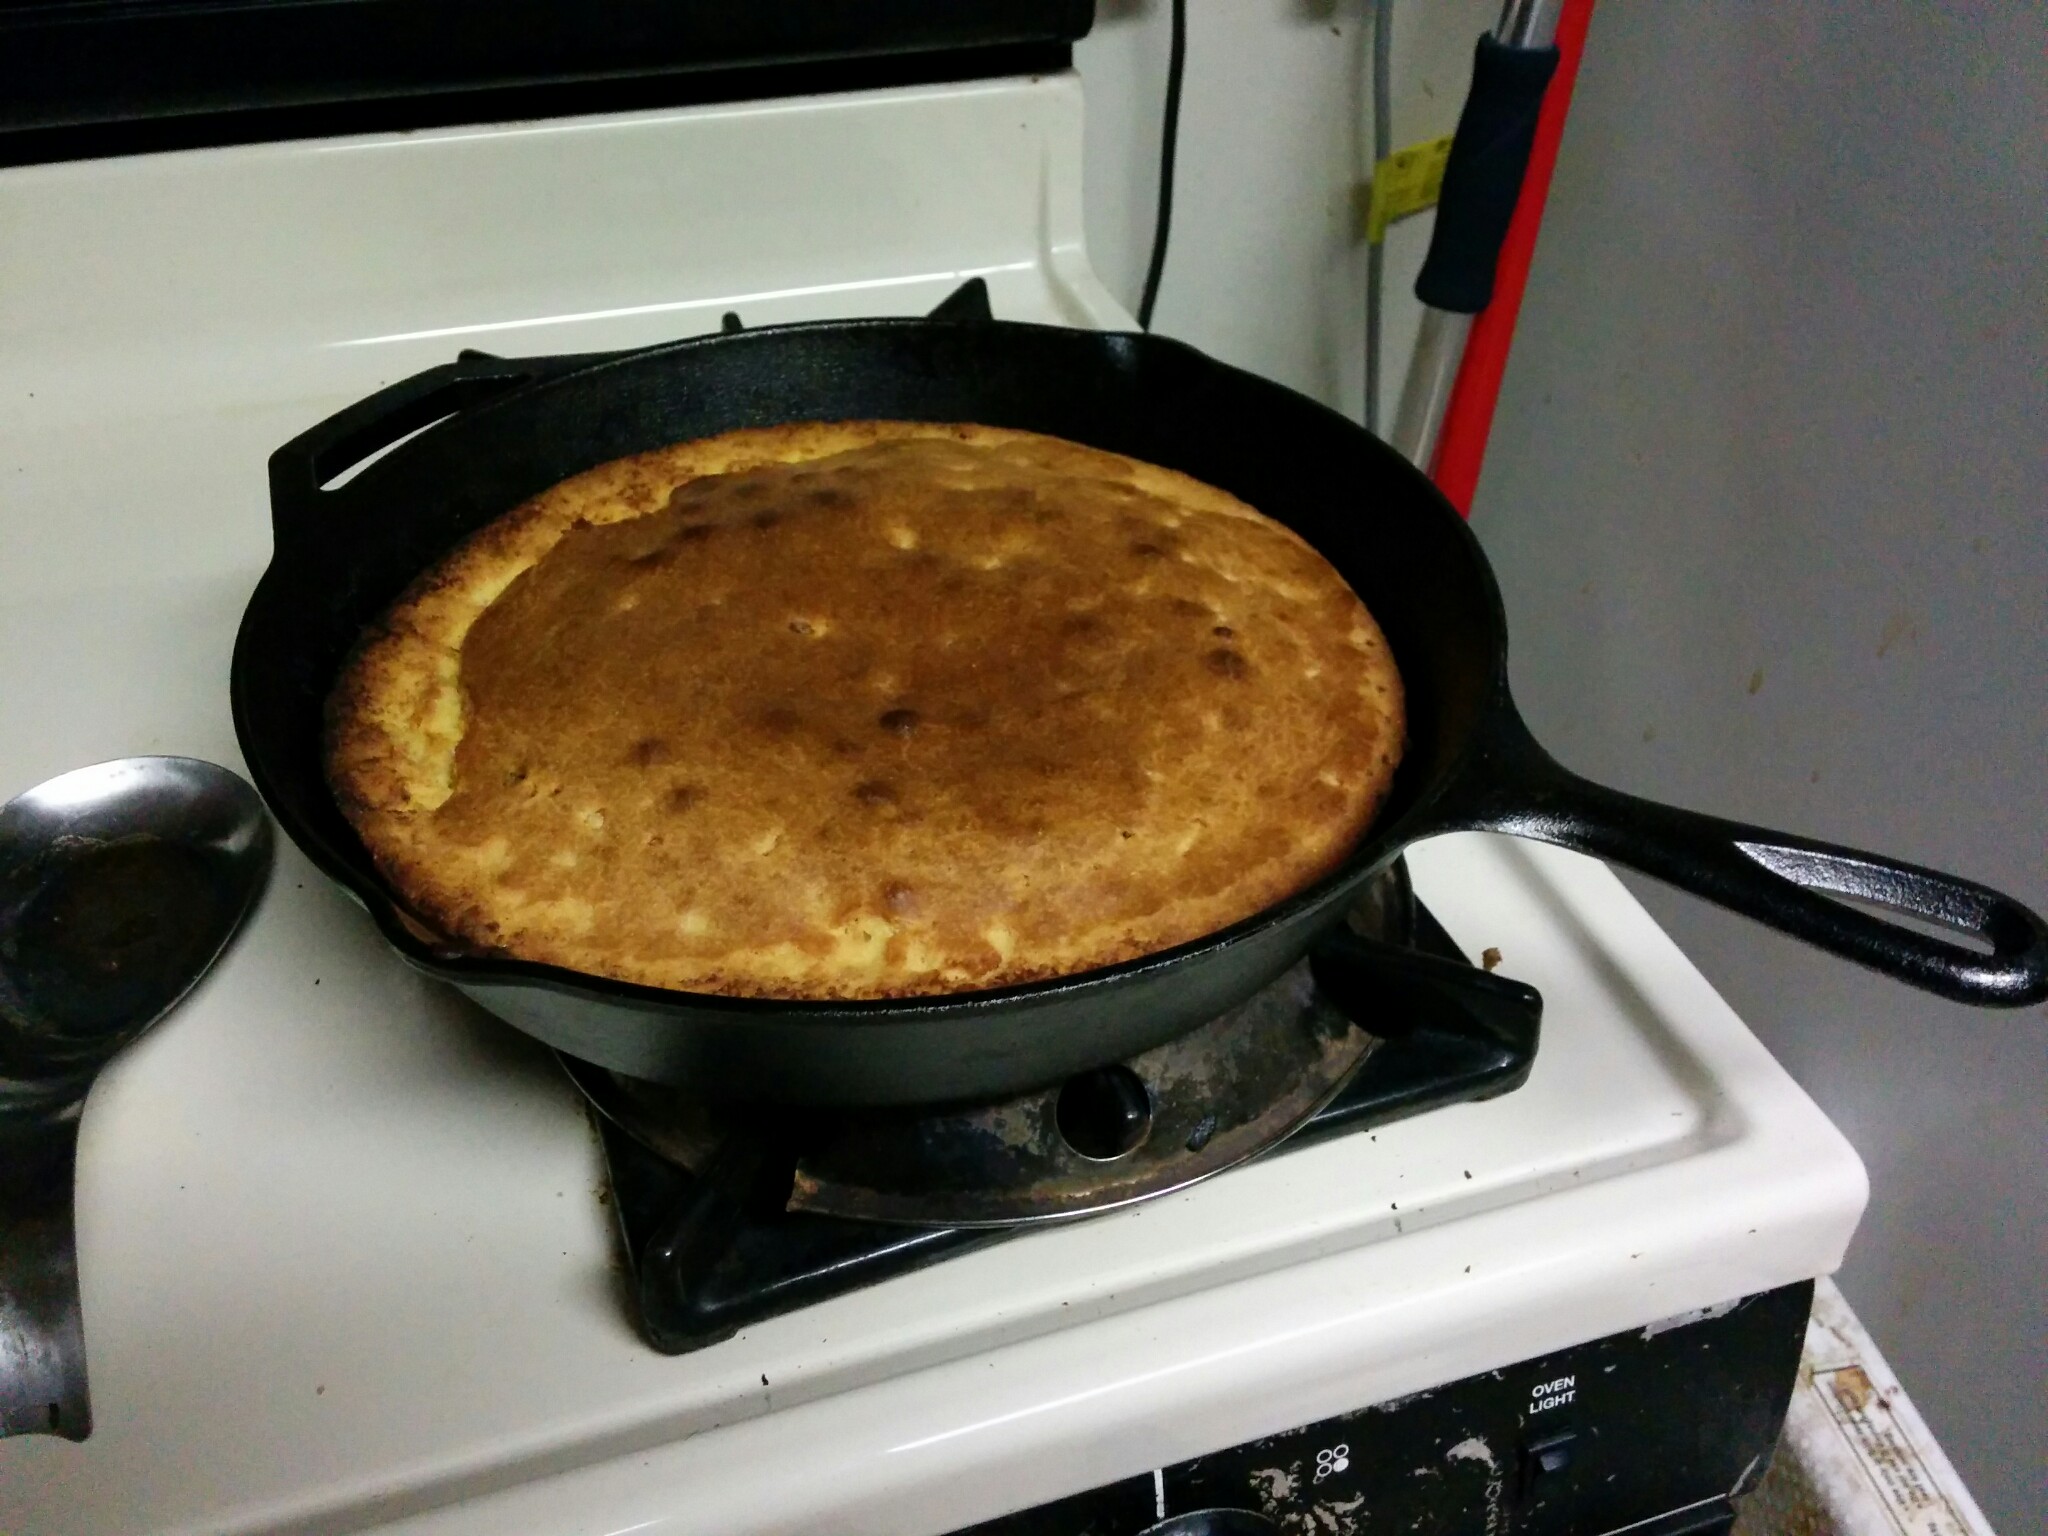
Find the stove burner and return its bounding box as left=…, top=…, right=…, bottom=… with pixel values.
left=566, top=954, right=1374, bottom=1227
left=562, top=864, right=1544, bottom=1354
left=1056, top=1064, right=1151, bottom=1160
left=567, top=864, right=1416, bottom=1226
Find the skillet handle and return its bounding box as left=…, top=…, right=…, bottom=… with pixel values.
left=1453, top=716, right=2048, bottom=1007
left=266, top=352, right=550, bottom=532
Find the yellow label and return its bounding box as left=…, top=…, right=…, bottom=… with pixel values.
left=1367, top=134, right=1453, bottom=245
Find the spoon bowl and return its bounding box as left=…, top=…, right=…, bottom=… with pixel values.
left=0, top=756, right=271, bottom=1439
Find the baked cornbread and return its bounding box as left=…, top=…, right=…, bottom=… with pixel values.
left=326, top=421, right=1404, bottom=998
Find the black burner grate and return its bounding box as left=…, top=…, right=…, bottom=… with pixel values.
left=592, top=900, right=1539, bottom=1354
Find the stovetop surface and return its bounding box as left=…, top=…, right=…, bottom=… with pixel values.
left=0, top=75, right=1864, bottom=1536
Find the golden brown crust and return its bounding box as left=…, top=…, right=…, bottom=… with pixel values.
left=327, top=421, right=1404, bottom=998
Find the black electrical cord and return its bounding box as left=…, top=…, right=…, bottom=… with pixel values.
left=1135, top=0, right=1186, bottom=332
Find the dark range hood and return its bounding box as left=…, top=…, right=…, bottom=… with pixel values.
left=0, top=0, right=1095, bottom=165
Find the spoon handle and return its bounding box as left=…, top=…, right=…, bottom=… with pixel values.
left=0, top=1107, right=92, bottom=1441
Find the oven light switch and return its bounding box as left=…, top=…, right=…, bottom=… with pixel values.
left=1521, top=1430, right=1577, bottom=1494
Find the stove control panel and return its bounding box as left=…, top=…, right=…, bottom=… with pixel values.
left=950, top=1281, right=1811, bottom=1536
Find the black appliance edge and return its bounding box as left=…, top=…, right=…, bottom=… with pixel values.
left=953, top=1281, right=1814, bottom=1536
left=0, top=2, right=1090, bottom=166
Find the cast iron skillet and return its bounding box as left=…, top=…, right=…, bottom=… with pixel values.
left=231, top=291, right=2048, bottom=1104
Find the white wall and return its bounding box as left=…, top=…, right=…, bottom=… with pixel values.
left=1466, top=7, right=2044, bottom=1528
left=1077, top=0, right=1497, bottom=424
left=1080, top=4, right=2044, bottom=1529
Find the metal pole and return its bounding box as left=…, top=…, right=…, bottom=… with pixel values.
left=1387, top=0, right=1565, bottom=469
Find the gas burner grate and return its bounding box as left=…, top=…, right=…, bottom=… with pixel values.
left=581, top=898, right=1540, bottom=1355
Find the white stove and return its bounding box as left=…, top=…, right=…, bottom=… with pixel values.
left=0, top=71, right=1864, bottom=1536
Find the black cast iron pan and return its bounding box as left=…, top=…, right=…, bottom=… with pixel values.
left=231, top=287, right=2048, bottom=1105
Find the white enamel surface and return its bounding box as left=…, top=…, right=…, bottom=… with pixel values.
left=0, top=79, right=1863, bottom=1536
left=0, top=75, right=1121, bottom=612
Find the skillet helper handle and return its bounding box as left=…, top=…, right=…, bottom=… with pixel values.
left=1467, top=722, right=2048, bottom=1007
left=266, top=352, right=546, bottom=531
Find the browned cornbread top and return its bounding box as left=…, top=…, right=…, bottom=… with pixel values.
left=326, top=421, right=1404, bottom=997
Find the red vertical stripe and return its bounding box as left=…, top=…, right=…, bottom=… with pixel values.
left=1429, top=0, right=1597, bottom=515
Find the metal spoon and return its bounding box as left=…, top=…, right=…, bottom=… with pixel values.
left=0, top=757, right=271, bottom=1441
